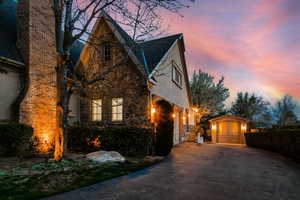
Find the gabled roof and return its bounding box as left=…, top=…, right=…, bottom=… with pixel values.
left=209, top=115, right=249, bottom=123
left=0, top=2, right=186, bottom=78
left=0, top=0, right=22, bottom=62
left=138, top=34, right=182, bottom=73
left=0, top=0, right=82, bottom=68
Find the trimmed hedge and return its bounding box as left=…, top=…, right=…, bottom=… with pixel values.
left=67, top=126, right=154, bottom=157
left=0, top=123, right=33, bottom=156
left=245, top=129, right=300, bottom=161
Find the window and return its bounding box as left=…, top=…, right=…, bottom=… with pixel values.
left=172, top=61, right=182, bottom=87
left=112, top=98, right=123, bottom=121
left=91, top=99, right=102, bottom=121
left=102, top=41, right=111, bottom=61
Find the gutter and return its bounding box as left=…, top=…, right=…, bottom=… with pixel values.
left=0, top=56, right=25, bottom=70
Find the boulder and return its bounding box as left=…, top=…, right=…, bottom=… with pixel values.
left=86, top=151, right=125, bottom=163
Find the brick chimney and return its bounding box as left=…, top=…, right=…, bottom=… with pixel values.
left=17, top=0, right=57, bottom=153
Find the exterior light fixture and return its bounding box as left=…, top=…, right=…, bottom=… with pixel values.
left=172, top=113, right=176, bottom=118
left=151, top=108, right=156, bottom=114
left=212, top=124, right=217, bottom=130
left=241, top=124, right=247, bottom=131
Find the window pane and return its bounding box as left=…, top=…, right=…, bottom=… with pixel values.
left=92, top=99, right=102, bottom=121
left=112, top=98, right=123, bottom=121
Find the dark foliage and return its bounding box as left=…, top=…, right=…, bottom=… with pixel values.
left=67, top=126, right=154, bottom=157
left=245, top=129, right=300, bottom=161
left=154, top=100, right=174, bottom=156
left=0, top=123, right=33, bottom=156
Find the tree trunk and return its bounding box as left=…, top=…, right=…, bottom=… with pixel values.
left=54, top=55, right=65, bottom=161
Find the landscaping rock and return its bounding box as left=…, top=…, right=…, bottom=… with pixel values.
left=86, top=151, right=125, bottom=163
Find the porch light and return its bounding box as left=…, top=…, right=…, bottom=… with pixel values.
left=212, top=124, right=217, bottom=130
left=241, top=124, right=247, bottom=131
left=151, top=108, right=156, bottom=114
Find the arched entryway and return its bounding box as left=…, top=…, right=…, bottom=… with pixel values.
left=153, top=99, right=174, bottom=155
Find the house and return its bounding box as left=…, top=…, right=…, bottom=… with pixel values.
left=0, top=0, right=195, bottom=152
left=209, top=115, right=249, bottom=144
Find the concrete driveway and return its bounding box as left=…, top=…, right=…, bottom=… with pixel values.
left=43, top=143, right=300, bottom=200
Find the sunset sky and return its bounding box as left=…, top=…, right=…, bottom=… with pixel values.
left=161, top=0, right=300, bottom=111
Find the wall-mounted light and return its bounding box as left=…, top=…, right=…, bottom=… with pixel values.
left=241, top=124, right=247, bottom=131
left=151, top=108, right=156, bottom=114
left=172, top=113, right=176, bottom=118
left=182, top=116, right=186, bottom=120
left=212, top=124, right=217, bottom=130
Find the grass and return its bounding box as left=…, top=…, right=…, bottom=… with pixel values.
left=0, top=157, right=161, bottom=200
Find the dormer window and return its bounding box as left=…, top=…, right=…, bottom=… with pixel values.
left=102, top=41, right=111, bottom=61
left=172, top=61, right=182, bottom=87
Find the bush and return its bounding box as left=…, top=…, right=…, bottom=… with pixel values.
left=68, top=126, right=154, bottom=157
left=0, top=123, right=33, bottom=156
left=154, top=100, right=174, bottom=156
left=245, top=129, right=300, bottom=161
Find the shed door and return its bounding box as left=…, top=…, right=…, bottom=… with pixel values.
left=217, top=121, right=240, bottom=144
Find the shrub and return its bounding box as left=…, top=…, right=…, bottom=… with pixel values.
left=0, top=123, right=33, bottom=156
left=154, top=100, right=174, bottom=156
left=245, top=129, right=300, bottom=161
left=67, top=126, right=154, bottom=157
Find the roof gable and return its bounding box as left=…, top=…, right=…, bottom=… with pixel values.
left=138, top=34, right=182, bottom=74
left=209, top=115, right=249, bottom=122
left=0, top=2, right=185, bottom=76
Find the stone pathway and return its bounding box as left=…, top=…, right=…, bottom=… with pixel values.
left=43, top=143, right=300, bottom=200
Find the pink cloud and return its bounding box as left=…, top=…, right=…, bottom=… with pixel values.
left=161, top=0, right=300, bottom=104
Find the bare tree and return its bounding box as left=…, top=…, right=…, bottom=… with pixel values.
left=112, top=1, right=165, bottom=41
left=51, top=0, right=194, bottom=161
left=273, top=95, right=298, bottom=126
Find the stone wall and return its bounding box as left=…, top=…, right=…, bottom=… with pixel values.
left=79, top=19, right=150, bottom=128
left=17, top=0, right=57, bottom=153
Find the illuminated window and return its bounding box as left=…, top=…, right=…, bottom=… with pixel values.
left=112, top=98, right=123, bottom=121
left=172, top=61, right=182, bottom=87
left=92, top=99, right=102, bottom=121
left=102, top=41, right=111, bottom=61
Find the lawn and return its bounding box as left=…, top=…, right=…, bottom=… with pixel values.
left=0, top=155, right=162, bottom=200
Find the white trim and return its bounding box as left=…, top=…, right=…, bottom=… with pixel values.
left=148, top=35, right=183, bottom=79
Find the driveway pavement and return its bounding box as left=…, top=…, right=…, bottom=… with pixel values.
left=43, top=143, right=300, bottom=200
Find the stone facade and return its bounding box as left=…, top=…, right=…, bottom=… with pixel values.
left=17, top=0, right=57, bottom=153
left=79, top=19, right=150, bottom=128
